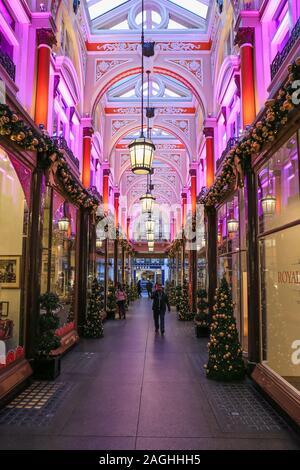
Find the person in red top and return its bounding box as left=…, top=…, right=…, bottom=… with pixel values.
left=116, top=283, right=127, bottom=319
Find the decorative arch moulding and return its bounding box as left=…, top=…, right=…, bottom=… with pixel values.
left=86, top=41, right=212, bottom=53
left=91, top=67, right=206, bottom=118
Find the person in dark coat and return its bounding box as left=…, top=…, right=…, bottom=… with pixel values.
left=137, top=279, right=142, bottom=298
left=152, top=284, right=170, bottom=335
left=146, top=280, right=153, bottom=298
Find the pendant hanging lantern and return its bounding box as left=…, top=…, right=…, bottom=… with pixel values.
left=145, top=217, right=155, bottom=233
left=128, top=138, right=155, bottom=174
left=58, top=202, right=69, bottom=232
left=141, top=192, right=155, bottom=214
left=128, top=0, right=155, bottom=175
left=58, top=216, right=69, bottom=232
left=146, top=232, right=155, bottom=242
left=227, top=218, right=239, bottom=234
left=262, top=164, right=276, bottom=217
left=261, top=194, right=276, bottom=216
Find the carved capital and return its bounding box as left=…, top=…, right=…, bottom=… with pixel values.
left=36, top=28, right=57, bottom=48
left=203, top=127, right=214, bottom=139
left=83, top=127, right=94, bottom=138
left=189, top=169, right=197, bottom=177
left=234, top=27, right=254, bottom=47
left=103, top=168, right=111, bottom=177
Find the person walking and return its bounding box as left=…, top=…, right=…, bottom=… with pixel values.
left=146, top=280, right=153, bottom=298
left=116, top=283, right=127, bottom=319
left=152, top=284, right=170, bottom=335
left=137, top=279, right=142, bottom=298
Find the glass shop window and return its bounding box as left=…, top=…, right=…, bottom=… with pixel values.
left=0, top=149, right=31, bottom=369
left=260, top=224, right=300, bottom=392
left=258, top=133, right=300, bottom=234
left=217, top=191, right=248, bottom=352
left=108, top=239, right=114, bottom=283
left=41, top=190, right=77, bottom=325
left=51, top=195, right=77, bottom=324
left=217, top=193, right=240, bottom=256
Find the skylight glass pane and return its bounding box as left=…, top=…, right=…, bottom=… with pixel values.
left=168, top=19, right=188, bottom=29
left=110, top=20, right=130, bottom=30
left=152, top=11, right=162, bottom=25
left=89, top=0, right=128, bottom=20
left=135, top=12, right=144, bottom=26
left=164, top=88, right=182, bottom=98
left=168, top=0, right=208, bottom=19
left=120, top=89, right=136, bottom=98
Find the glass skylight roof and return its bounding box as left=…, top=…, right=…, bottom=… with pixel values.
left=168, top=19, right=188, bottom=29
left=123, top=127, right=176, bottom=140
left=87, top=0, right=210, bottom=29
left=168, top=0, right=208, bottom=19
left=88, top=0, right=129, bottom=20
left=110, top=20, right=130, bottom=30
left=107, top=74, right=192, bottom=102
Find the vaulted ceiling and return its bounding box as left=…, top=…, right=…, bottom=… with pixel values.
left=81, top=0, right=214, bottom=243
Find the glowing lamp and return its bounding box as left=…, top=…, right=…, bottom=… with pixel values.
left=140, top=192, right=155, bottom=214
left=227, top=218, right=239, bottom=234
left=261, top=194, right=276, bottom=216
left=146, top=232, right=154, bottom=242
left=148, top=247, right=154, bottom=252
left=128, top=137, right=155, bottom=174
left=96, top=238, right=103, bottom=249
left=145, top=218, right=155, bottom=233
left=58, top=216, right=69, bottom=232
left=148, top=241, right=154, bottom=248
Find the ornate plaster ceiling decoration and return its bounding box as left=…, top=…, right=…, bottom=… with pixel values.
left=164, top=119, right=190, bottom=135
left=167, top=59, right=203, bottom=84
left=111, top=120, right=136, bottom=135
left=96, top=60, right=129, bottom=82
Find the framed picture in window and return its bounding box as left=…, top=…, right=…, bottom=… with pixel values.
left=0, top=256, right=20, bottom=288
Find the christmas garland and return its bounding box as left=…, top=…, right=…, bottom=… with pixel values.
left=0, top=104, right=99, bottom=211
left=200, top=57, right=300, bottom=207
left=167, top=238, right=182, bottom=257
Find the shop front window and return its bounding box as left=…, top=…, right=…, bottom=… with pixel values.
left=258, top=133, right=300, bottom=234
left=51, top=195, right=77, bottom=324
left=217, top=190, right=248, bottom=352
left=0, top=149, right=31, bottom=369
left=258, top=130, right=300, bottom=392
left=41, top=189, right=77, bottom=326
left=260, top=225, right=300, bottom=391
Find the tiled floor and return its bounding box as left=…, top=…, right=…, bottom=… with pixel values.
left=0, top=298, right=299, bottom=450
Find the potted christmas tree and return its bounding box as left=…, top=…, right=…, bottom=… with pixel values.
left=194, top=289, right=210, bottom=337
left=205, top=277, right=245, bottom=381
left=125, top=282, right=131, bottom=306
left=129, top=282, right=138, bottom=301
left=106, top=282, right=117, bottom=319
left=178, top=280, right=194, bottom=321
left=175, top=284, right=182, bottom=311
left=32, top=292, right=62, bottom=380
left=84, top=278, right=104, bottom=338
